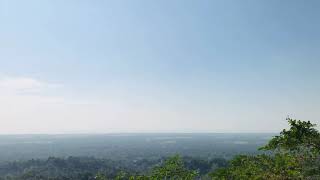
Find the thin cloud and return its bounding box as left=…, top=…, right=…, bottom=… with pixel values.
left=0, top=76, right=61, bottom=95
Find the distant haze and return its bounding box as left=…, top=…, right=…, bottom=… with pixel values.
left=0, top=0, right=320, bottom=134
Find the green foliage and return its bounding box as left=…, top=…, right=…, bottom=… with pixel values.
left=210, top=118, right=320, bottom=180
left=0, top=155, right=223, bottom=180
left=260, top=118, right=320, bottom=154
left=210, top=153, right=302, bottom=180
left=0, top=157, right=133, bottom=180
left=96, top=118, right=320, bottom=179
left=105, top=155, right=199, bottom=180
left=150, top=155, right=199, bottom=179
left=95, top=173, right=108, bottom=180
left=3, top=117, right=320, bottom=180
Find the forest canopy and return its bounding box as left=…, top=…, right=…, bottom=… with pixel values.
left=0, top=118, right=319, bottom=180
left=210, top=118, right=320, bottom=179
left=105, top=118, right=320, bottom=180
left=93, top=118, right=320, bottom=180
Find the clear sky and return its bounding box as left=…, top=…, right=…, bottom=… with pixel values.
left=0, top=0, right=319, bottom=134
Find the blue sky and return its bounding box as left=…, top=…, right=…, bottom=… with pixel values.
left=0, top=0, right=320, bottom=133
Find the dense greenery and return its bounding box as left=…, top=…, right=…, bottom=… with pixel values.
left=210, top=118, right=320, bottom=179
left=96, top=155, right=199, bottom=180
left=0, top=118, right=318, bottom=179
left=0, top=156, right=227, bottom=180
left=0, top=157, right=129, bottom=180
left=94, top=118, right=320, bottom=180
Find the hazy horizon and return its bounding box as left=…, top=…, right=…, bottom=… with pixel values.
left=1, top=0, right=320, bottom=134
left=0, top=132, right=277, bottom=135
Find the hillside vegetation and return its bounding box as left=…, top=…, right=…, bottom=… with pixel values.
left=1, top=118, right=319, bottom=180
left=97, top=118, right=320, bottom=180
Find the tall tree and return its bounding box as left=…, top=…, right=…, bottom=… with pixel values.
left=210, top=118, right=320, bottom=180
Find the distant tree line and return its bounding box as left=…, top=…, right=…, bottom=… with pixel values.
left=1, top=118, right=319, bottom=179
left=0, top=155, right=227, bottom=180
left=97, top=118, right=320, bottom=180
